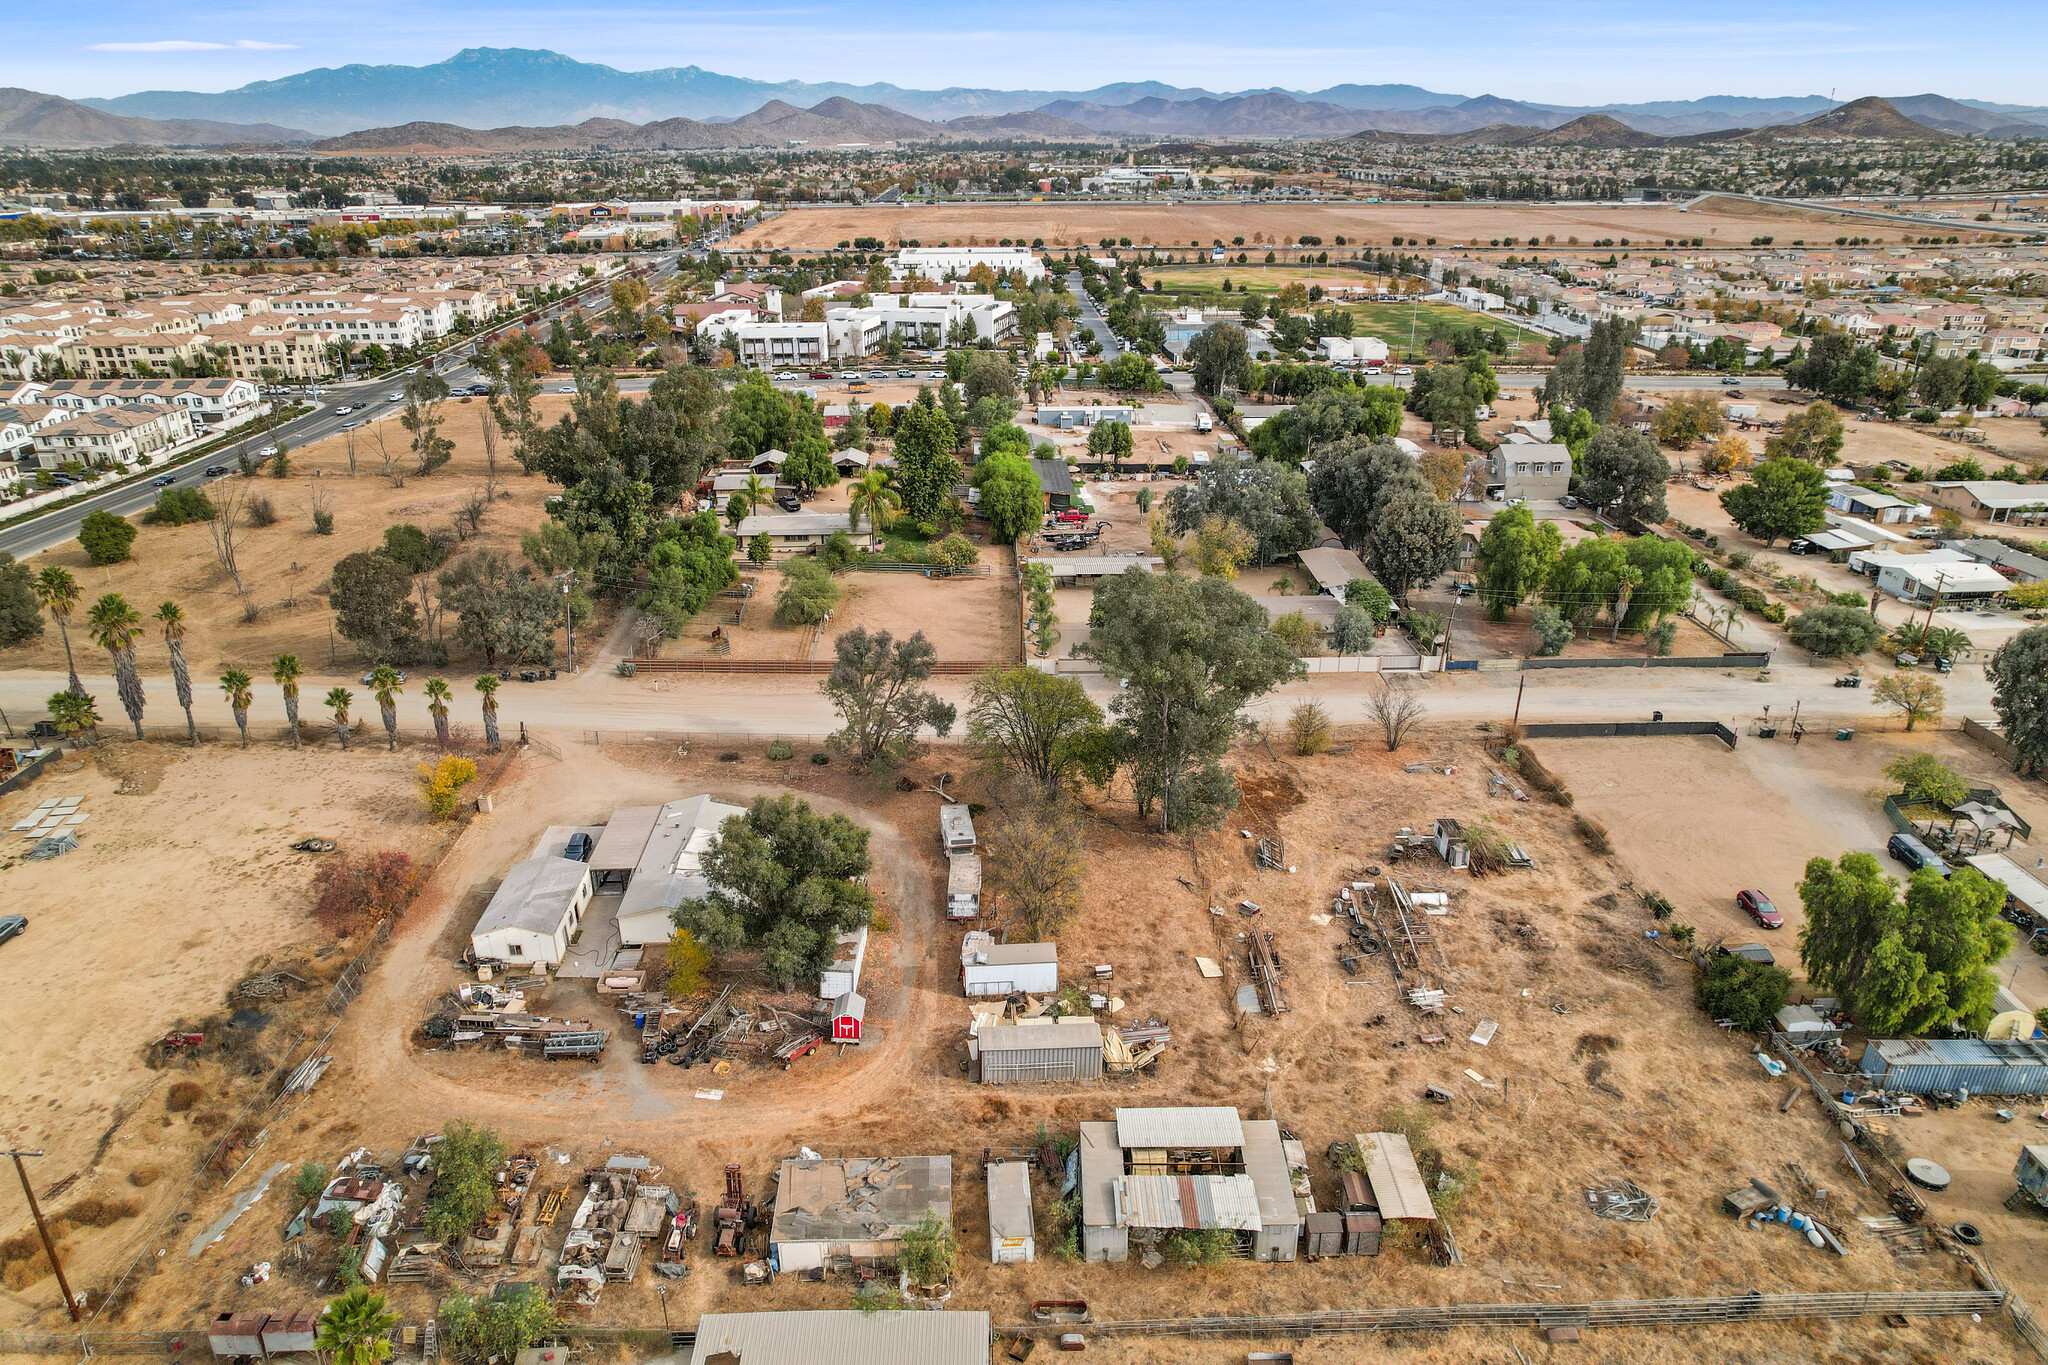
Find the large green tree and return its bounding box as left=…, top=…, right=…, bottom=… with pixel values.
left=1249, top=385, right=1404, bottom=463
left=0, top=552, right=42, bottom=649
left=1163, top=454, right=1318, bottom=565
left=970, top=452, right=1043, bottom=544
left=1305, top=439, right=1427, bottom=551
left=1720, top=457, right=1830, bottom=546
left=1989, top=626, right=2048, bottom=778
left=1543, top=534, right=1693, bottom=631
left=1577, top=426, right=1670, bottom=524
left=823, top=627, right=957, bottom=767
left=966, top=666, right=1109, bottom=792
left=330, top=551, right=424, bottom=663
left=682, top=795, right=875, bottom=987
left=1369, top=491, right=1461, bottom=600
left=1798, top=853, right=2011, bottom=1034
left=1085, top=569, right=1302, bottom=831
left=1473, top=505, right=1562, bottom=621
left=1763, top=401, right=1846, bottom=466
left=1784, top=604, right=1885, bottom=657
left=636, top=512, right=738, bottom=638
left=890, top=401, right=961, bottom=525
left=1187, top=321, right=1252, bottom=398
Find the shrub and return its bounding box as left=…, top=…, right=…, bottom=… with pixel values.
left=811, top=752, right=830, bottom=765
left=293, top=1162, right=332, bottom=1203
left=1646, top=619, right=1678, bottom=656
left=1761, top=602, right=1787, bottom=624
left=928, top=533, right=979, bottom=569
left=1530, top=604, right=1573, bottom=656
left=1727, top=551, right=1753, bottom=570
left=1828, top=590, right=1867, bottom=608
left=150, top=487, right=216, bottom=525
left=79, top=510, right=137, bottom=565
left=1785, top=604, right=1885, bottom=656
left=313, top=510, right=336, bottom=535
left=417, top=756, right=479, bottom=819
left=1574, top=813, right=1611, bottom=854
left=775, top=558, right=840, bottom=624
left=312, top=850, right=421, bottom=936
left=766, top=739, right=795, bottom=760
left=1287, top=701, right=1332, bottom=755
left=665, top=929, right=711, bottom=995
left=1697, top=952, right=1792, bottom=1031
left=246, top=495, right=278, bottom=527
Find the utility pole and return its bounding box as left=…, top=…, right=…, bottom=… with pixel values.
left=5, top=1150, right=81, bottom=1321
left=560, top=572, right=577, bottom=673
left=1511, top=674, right=1526, bottom=731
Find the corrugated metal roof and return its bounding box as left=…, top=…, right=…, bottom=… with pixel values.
left=1116, top=1173, right=1261, bottom=1231
left=1356, top=1131, right=1436, bottom=1221
left=1296, top=546, right=1367, bottom=594
left=1239, top=1119, right=1300, bottom=1229
left=1970, top=854, right=2048, bottom=918
left=1869, top=1037, right=2048, bottom=1066
left=689, top=1310, right=991, bottom=1365
left=1078, top=1121, right=1121, bottom=1228
left=977, top=1019, right=1102, bottom=1053
left=1116, top=1106, right=1245, bottom=1150
left=978, top=942, right=1058, bottom=967
left=986, top=1162, right=1034, bottom=1243
left=589, top=805, right=661, bottom=871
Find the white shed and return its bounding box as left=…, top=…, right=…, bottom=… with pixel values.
left=819, top=925, right=869, bottom=1000
left=470, top=857, right=593, bottom=966
left=1774, top=1004, right=1830, bottom=1038
left=946, top=852, right=982, bottom=919
left=986, top=1161, right=1035, bottom=1264
left=960, top=931, right=1058, bottom=997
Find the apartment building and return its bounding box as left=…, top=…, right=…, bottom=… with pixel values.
left=30, top=377, right=264, bottom=428
left=0, top=403, right=72, bottom=463
left=291, top=306, right=426, bottom=352
left=28, top=403, right=193, bottom=468
left=58, top=322, right=216, bottom=379
left=205, top=319, right=342, bottom=381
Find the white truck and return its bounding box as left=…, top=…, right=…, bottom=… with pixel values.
left=1196, top=412, right=1213, bottom=433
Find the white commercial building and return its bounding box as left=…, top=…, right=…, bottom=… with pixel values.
left=893, top=246, right=1043, bottom=283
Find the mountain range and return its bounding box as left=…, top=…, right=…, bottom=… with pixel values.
left=0, top=87, right=310, bottom=149
left=67, top=49, right=2048, bottom=142
left=1386, top=98, right=1963, bottom=150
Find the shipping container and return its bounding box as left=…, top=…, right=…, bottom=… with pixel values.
left=1860, top=1036, right=2048, bottom=1096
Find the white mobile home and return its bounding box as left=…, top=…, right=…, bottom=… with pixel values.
left=470, top=857, right=594, bottom=966
left=960, top=931, right=1058, bottom=996
left=940, top=803, right=977, bottom=851
left=613, top=795, right=748, bottom=947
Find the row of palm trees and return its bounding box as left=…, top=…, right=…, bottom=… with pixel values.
left=30, top=565, right=502, bottom=752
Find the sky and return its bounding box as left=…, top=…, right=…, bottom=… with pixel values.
left=10, top=0, right=2048, bottom=107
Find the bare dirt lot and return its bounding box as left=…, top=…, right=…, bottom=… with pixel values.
left=1, top=719, right=2034, bottom=1363
left=687, top=566, right=1019, bottom=662
left=0, top=397, right=580, bottom=683
left=730, top=200, right=1885, bottom=253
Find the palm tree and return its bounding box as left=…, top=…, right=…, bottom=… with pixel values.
left=47, top=689, right=101, bottom=746
left=475, top=673, right=501, bottom=754
left=740, top=472, right=772, bottom=519
left=368, top=665, right=403, bottom=750
left=423, top=677, right=452, bottom=747
left=34, top=566, right=83, bottom=696
left=325, top=686, right=354, bottom=750
left=220, top=668, right=254, bottom=748
left=156, top=602, right=196, bottom=742
left=273, top=654, right=303, bottom=748
left=85, top=593, right=145, bottom=740
left=314, top=1287, right=397, bottom=1365
left=848, top=468, right=900, bottom=549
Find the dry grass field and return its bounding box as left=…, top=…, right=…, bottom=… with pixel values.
left=0, top=396, right=582, bottom=684
left=731, top=199, right=1900, bottom=253
left=0, top=723, right=2030, bottom=1362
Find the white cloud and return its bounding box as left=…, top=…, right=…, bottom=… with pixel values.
left=87, top=39, right=299, bottom=52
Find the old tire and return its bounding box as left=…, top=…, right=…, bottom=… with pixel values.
left=1954, top=1222, right=1983, bottom=1246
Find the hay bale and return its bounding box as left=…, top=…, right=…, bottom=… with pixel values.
left=166, top=1080, right=204, bottom=1112
left=61, top=1196, right=139, bottom=1228
left=128, top=1166, right=161, bottom=1188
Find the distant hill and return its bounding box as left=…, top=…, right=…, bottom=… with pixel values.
left=0, top=87, right=309, bottom=149
left=1738, top=96, right=1954, bottom=142
left=310, top=99, right=1085, bottom=154
left=1886, top=93, right=2048, bottom=137
left=1425, top=113, right=1672, bottom=148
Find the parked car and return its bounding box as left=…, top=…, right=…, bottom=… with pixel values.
left=342, top=421, right=362, bottom=430
left=775, top=493, right=802, bottom=512
left=151, top=474, right=177, bottom=487
left=566, top=832, right=593, bottom=862
left=1888, top=831, right=1952, bottom=877
left=1737, top=889, right=1783, bottom=929
left=1909, top=525, right=1946, bottom=540
left=0, top=915, right=24, bottom=946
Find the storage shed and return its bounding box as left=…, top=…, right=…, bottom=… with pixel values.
left=1077, top=1120, right=1128, bottom=1262
left=940, top=803, right=977, bottom=851
left=1860, top=1036, right=2048, bottom=1095
left=259, top=1310, right=319, bottom=1355
left=1775, top=1004, right=1830, bottom=1039
left=946, top=852, right=982, bottom=919
left=976, top=1018, right=1103, bottom=1084
left=210, top=1313, right=269, bottom=1358
left=960, top=931, right=1058, bottom=997
left=820, top=925, right=869, bottom=1000
left=1239, top=1119, right=1301, bottom=1262
left=767, top=1155, right=952, bottom=1272
left=1354, top=1131, right=1437, bottom=1222
left=470, top=857, right=593, bottom=966
left=986, top=1160, right=1036, bottom=1263
left=830, top=992, right=865, bottom=1043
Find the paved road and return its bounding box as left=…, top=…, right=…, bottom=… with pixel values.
left=1067, top=271, right=1118, bottom=354
left=0, top=253, right=685, bottom=562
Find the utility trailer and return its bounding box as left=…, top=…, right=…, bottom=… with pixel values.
left=543, top=1030, right=609, bottom=1061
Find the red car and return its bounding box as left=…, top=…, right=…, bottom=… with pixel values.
left=1737, top=889, right=1783, bottom=929
left=1054, top=509, right=1091, bottom=524
left=808, top=370, right=831, bottom=379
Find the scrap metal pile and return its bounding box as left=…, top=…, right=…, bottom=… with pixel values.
left=557, top=1156, right=684, bottom=1306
